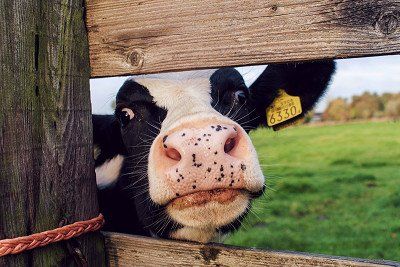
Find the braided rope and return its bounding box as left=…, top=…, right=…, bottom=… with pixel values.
left=0, top=214, right=104, bottom=257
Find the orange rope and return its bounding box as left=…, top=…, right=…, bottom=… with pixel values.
left=0, top=214, right=104, bottom=257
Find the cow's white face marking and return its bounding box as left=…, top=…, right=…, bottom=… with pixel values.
left=95, top=154, right=124, bottom=189
left=130, top=70, right=264, bottom=241
left=134, top=70, right=218, bottom=131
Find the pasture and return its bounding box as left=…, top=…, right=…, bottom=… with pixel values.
left=226, top=121, right=400, bottom=261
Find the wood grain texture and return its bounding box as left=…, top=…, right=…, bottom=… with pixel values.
left=0, top=0, right=105, bottom=265
left=103, top=232, right=400, bottom=267
left=86, top=0, right=400, bottom=77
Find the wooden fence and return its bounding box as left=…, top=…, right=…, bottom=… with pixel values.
left=1, top=0, right=399, bottom=266
left=87, top=0, right=400, bottom=77
left=104, top=232, right=400, bottom=266
left=0, top=0, right=105, bottom=266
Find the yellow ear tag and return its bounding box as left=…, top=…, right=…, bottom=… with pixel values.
left=266, top=89, right=302, bottom=126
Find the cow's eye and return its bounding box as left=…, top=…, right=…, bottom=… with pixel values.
left=234, top=90, right=247, bottom=103
left=118, top=108, right=135, bottom=127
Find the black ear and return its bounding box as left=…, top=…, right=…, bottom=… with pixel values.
left=249, top=61, right=336, bottom=129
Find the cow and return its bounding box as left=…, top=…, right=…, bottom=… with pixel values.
left=93, top=61, right=336, bottom=243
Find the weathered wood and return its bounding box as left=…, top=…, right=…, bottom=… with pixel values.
left=87, top=0, right=400, bottom=77
left=103, top=232, right=400, bottom=267
left=0, top=0, right=105, bottom=265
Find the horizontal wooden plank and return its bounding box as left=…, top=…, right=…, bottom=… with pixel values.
left=86, top=0, right=400, bottom=77
left=103, top=232, right=400, bottom=267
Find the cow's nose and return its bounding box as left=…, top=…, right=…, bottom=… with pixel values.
left=159, top=124, right=247, bottom=197
left=164, top=125, right=238, bottom=162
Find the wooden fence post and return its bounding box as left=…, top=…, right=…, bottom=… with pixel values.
left=0, top=0, right=105, bottom=266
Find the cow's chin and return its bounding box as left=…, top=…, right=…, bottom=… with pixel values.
left=166, top=189, right=249, bottom=243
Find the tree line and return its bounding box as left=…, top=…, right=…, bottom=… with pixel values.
left=321, top=92, right=400, bottom=121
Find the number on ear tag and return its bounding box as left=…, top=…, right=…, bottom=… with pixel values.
left=266, top=89, right=302, bottom=126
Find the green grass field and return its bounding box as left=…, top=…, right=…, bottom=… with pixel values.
left=226, top=121, right=400, bottom=261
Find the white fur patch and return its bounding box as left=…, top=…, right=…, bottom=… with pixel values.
left=95, top=155, right=124, bottom=189
left=133, top=70, right=217, bottom=131
left=170, top=226, right=217, bottom=243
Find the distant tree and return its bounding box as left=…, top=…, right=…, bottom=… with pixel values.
left=349, top=92, right=382, bottom=119
left=111, top=100, right=116, bottom=110
left=385, top=98, right=400, bottom=118
left=381, top=93, right=395, bottom=106
left=321, top=92, right=400, bottom=122
left=322, top=98, right=349, bottom=121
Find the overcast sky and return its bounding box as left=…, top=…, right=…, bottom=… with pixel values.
left=90, top=55, right=400, bottom=114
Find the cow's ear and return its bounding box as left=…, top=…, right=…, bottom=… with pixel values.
left=249, top=61, right=336, bottom=130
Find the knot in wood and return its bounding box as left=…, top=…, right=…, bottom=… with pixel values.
left=199, top=246, right=220, bottom=264
left=128, top=49, right=144, bottom=69
left=377, top=11, right=398, bottom=35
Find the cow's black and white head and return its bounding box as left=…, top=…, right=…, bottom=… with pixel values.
left=93, top=61, right=335, bottom=243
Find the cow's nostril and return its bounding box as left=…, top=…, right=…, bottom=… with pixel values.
left=224, top=137, right=236, bottom=154
left=166, top=148, right=181, bottom=161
